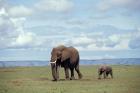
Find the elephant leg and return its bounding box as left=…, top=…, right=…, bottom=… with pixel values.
left=51, top=64, right=57, bottom=81
left=106, top=72, right=109, bottom=77
left=103, top=72, right=107, bottom=79
left=98, top=71, right=102, bottom=79
left=110, top=71, right=113, bottom=78
left=56, top=65, right=60, bottom=80
left=70, top=68, right=75, bottom=80
left=75, top=65, right=82, bottom=79
left=64, top=67, right=70, bottom=80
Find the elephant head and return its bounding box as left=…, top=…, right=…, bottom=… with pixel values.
left=50, top=45, right=66, bottom=62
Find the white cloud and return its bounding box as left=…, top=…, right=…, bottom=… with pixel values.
left=115, top=39, right=130, bottom=50
left=0, top=8, right=16, bottom=38
left=0, top=8, right=8, bottom=16
left=12, top=32, right=35, bottom=46
left=35, top=0, right=73, bottom=12
left=8, top=5, right=33, bottom=17
left=70, top=36, right=94, bottom=46
left=105, top=34, right=120, bottom=47
left=10, top=17, right=26, bottom=29
left=97, top=0, right=140, bottom=12
left=0, top=0, right=6, bottom=9
left=0, top=1, right=139, bottom=52
left=110, top=0, right=140, bottom=9
left=0, top=7, right=36, bottom=49
left=109, top=34, right=120, bottom=43
left=97, top=0, right=111, bottom=12
left=102, top=54, right=116, bottom=59
left=81, top=54, right=115, bottom=60
left=129, top=30, right=140, bottom=49
left=70, top=33, right=131, bottom=51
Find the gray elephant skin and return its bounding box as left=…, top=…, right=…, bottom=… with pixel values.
left=98, top=65, right=113, bottom=79
left=50, top=45, right=82, bottom=81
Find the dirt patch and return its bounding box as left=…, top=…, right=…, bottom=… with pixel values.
left=58, top=78, right=92, bottom=81
left=0, top=70, right=16, bottom=72
left=32, top=78, right=49, bottom=81
left=79, top=79, right=92, bottom=81
left=11, top=80, right=23, bottom=86
left=10, top=78, right=31, bottom=86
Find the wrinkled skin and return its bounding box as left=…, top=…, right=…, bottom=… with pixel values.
left=50, top=45, right=82, bottom=81
left=98, top=65, right=113, bottom=79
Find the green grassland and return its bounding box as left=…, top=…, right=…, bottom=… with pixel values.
left=0, top=65, right=140, bottom=93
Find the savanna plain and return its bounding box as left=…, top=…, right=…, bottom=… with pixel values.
left=0, top=65, right=140, bottom=93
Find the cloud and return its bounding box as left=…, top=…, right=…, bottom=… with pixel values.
left=25, top=23, right=133, bottom=51
left=111, top=0, right=140, bottom=10
left=12, top=32, right=35, bottom=47
left=0, top=2, right=33, bottom=48
left=105, top=34, right=120, bottom=47
left=80, top=54, right=116, bottom=60
left=129, top=37, right=140, bottom=49
left=0, top=0, right=6, bottom=9
left=35, top=0, right=73, bottom=12
left=0, top=8, right=8, bottom=16
left=8, top=5, right=33, bottom=17
left=129, top=30, right=140, bottom=49
left=23, top=19, right=135, bottom=51
left=97, top=0, right=111, bottom=12
left=65, top=32, right=131, bottom=51
left=68, top=35, right=94, bottom=46
left=0, top=7, right=36, bottom=49
left=0, top=8, right=17, bottom=38
left=0, top=1, right=139, bottom=52
left=97, top=0, right=140, bottom=12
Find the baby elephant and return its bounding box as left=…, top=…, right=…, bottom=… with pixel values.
left=98, top=65, right=113, bottom=79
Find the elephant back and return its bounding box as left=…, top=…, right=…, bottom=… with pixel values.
left=68, top=47, right=79, bottom=64
left=56, top=45, right=66, bottom=51
left=60, top=46, right=79, bottom=64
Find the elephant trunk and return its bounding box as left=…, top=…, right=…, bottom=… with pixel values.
left=51, top=63, right=57, bottom=81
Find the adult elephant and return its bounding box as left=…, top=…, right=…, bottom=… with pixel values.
left=50, top=45, right=82, bottom=81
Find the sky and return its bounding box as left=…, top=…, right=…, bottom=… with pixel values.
left=0, top=0, right=140, bottom=61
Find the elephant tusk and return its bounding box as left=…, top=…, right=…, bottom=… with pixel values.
left=50, top=60, right=56, bottom=64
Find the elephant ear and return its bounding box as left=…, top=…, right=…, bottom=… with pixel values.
left=57, top=51, right=62, bottom=58
left=61, top=48, right=70, bottom=62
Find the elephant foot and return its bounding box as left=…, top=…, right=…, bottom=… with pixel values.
left=78, top=74, right=83, bottom=79
left=52, top=79, right=57, bottom=81
left=65, top=78, right=70, bottom=80
left=52, top=78, right=59, bottom=81
left=70, top=77, right=75, bottom=80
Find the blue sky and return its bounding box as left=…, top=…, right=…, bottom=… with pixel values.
left=0, top=0, right=140, bottom=61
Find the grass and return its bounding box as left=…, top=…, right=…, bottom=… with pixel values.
left=0, top=65, right=140, bottom=93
